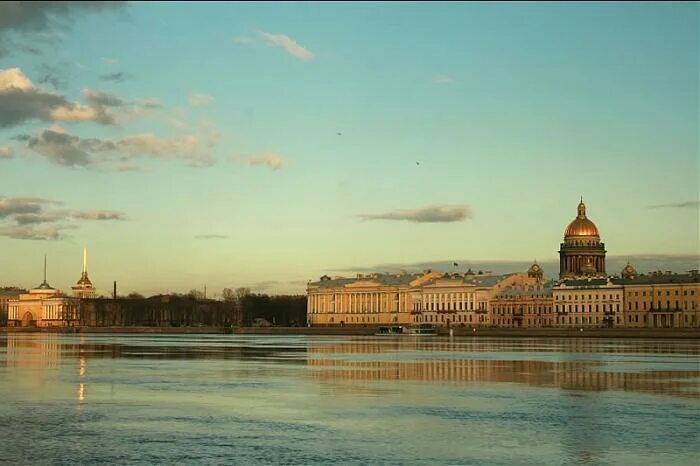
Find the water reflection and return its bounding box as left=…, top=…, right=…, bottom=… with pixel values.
left=0, top=333, right=698, bottom=466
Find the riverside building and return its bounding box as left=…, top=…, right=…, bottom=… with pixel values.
left=7, top=257, right=78, bottom=327
left=307, top=199, right=700, bottom=329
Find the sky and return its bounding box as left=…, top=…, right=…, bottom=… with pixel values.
left=0, top=2, right=698, bottom=296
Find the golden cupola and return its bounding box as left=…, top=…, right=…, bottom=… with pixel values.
left=564, top=199, right=599, bottom=238
left=558, top=198, right=606, bottom=279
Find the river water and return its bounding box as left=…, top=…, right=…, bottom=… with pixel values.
left=0, top=334, right=698, bottom=465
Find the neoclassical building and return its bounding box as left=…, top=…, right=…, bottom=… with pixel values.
left=306, top=198, right=699, bottom=329
left=559, top=199, right=606, bottom=279
left=8, top=258, right=78, bottom=327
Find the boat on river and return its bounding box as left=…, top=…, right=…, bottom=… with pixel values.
left=375, top=324, right=438, bottom=336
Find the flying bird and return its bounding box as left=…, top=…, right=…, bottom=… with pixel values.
left=416, top=161, right=420, bottom=165
left=453, top=262, right=459, bottom=267
left=337, top=132, right=342, bottom=136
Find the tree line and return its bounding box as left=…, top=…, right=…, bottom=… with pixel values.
left=77, top=288, right=306, bottom=327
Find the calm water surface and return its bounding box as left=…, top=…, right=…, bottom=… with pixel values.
left=1, top=334, right=698, bottom=465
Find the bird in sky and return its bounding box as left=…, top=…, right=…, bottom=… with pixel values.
left=337, top=132, right=342, bottom=136
left=416, top=161, right=420, bottom=165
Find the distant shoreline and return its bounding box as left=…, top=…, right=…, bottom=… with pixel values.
left=1, top=326, right=699, bottom=339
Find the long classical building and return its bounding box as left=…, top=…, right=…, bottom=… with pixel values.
left=307, top=199, right=700, bottom=329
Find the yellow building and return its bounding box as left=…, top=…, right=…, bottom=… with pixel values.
left=306, top=199, right=699, bottom=330
left=617, top=266, right=699, bottom=328
left=0, top=288, right=26, bottom=326
left=307, top=267, right=549, bottom=328
left=7, top=258, right=78, bottom=327
left=553, top=279, right=623, bottom=328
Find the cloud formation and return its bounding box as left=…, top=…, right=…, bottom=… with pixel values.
left=358, top=205, right=472, bottom=223
left=259, top=31, right=314, bottom=61
left=0, top=67, right=134, bottom=127
left=27, top=127, right=215, bottom=168
left=0, top=225, right=64, bottom=240
left=647, top=201, right=700, bottom=209
left=432, top=75, right=456, bottom=85
left=0, top=196, right=61, bottom=218
left=0, top=2, right=126, bottom=57
left=0, top=195, right=124, bottom=240
left=242, top=152, right=286, bottom=170
left=0, top=147, right=12, bottom=159
left=189, top=93, right=214, bottom=106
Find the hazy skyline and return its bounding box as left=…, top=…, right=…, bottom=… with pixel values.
left=0, top=2, right=698, bottom=295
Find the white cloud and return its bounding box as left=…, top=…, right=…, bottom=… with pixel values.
left=0, top=67, right=147, bottom=127
left=258, top=31, right=314, bottom=61
left=233, top=36, right=253, bottom=44
left=0, top=146, right=12, bottom=159
left=188, top=93, right=214, bottom=106
left=0, top=67, right=34, bottom=90
left=432, top=75, right=457, bottom=85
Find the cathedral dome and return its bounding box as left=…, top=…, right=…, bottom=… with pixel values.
left=527, top=261, right=543, bottom=277
left=621, top=262, right=637, bottom=279
left=564, top=200, right=599, bottom=238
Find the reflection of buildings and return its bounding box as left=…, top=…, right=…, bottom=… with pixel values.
left=307, top=341, right=700, bottom=399
left=307, top=199, right=700, bottom=329
left=7, top=257, right=78, bottom=327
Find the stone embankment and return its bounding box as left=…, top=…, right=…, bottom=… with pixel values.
left=2, top=326, right=699, bottom=338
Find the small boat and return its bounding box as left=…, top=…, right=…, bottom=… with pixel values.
left=405, top=324, right=438, bottom=336
left=375, top=325, right=405, bottom=336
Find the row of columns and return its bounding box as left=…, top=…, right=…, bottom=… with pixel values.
left=560, top=255, right=606, bottom=275
left=423, top=292, right=477, bottom=311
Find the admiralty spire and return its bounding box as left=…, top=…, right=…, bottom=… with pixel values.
left=72, top=247, right=96, bottom=299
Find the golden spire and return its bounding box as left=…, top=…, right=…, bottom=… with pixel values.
left=83, top=247, right=87, bottom=275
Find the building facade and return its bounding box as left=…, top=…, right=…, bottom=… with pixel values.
left=307, top=198, right=699, bottom=329
left=8, top=283, right=78, bottom=328
left=7, top=257, right=79, bottom=328
left=617, top=269, right=699, bottom=329
left=0, top=288, right=26, bottom=326
left=553, top=279, right=623, bottom=328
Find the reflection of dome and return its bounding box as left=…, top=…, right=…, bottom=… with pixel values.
left=564, top=200, right=599, bottom=238
left=621, top=262, right=637, bottom=279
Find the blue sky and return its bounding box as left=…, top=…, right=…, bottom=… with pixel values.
left=0, top=2, right=697, bottom=296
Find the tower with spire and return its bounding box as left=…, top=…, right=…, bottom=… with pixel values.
left=72, top=247, right=96, bottom=299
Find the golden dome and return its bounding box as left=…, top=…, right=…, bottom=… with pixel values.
left=564, top=199, right=599, bottom=238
